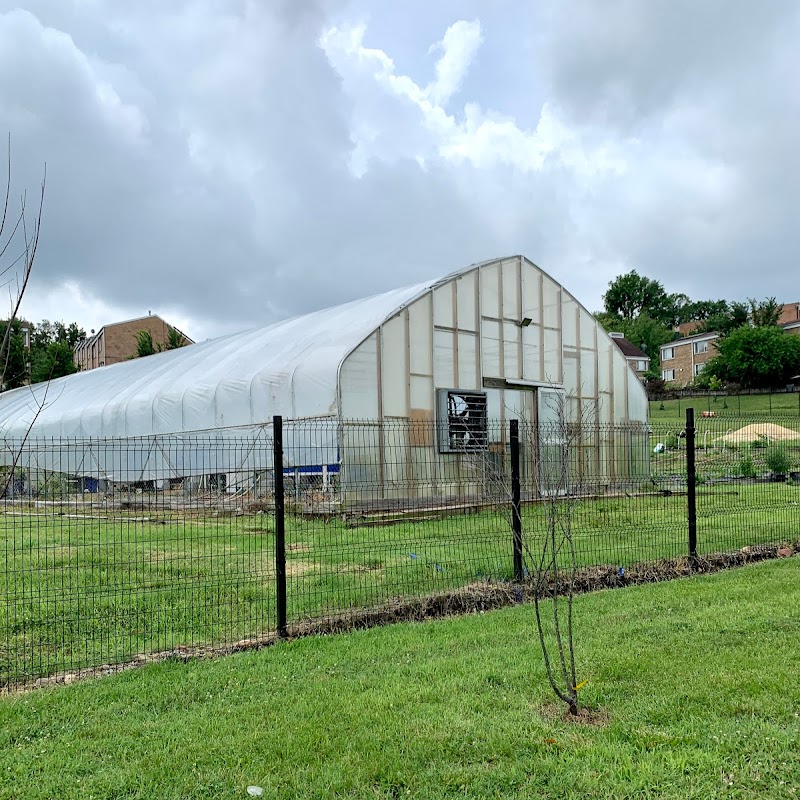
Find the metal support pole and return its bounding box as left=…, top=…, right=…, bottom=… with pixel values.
left=510, top=419, right=524, bottom=581
left=273, top=415, right=287, bottom=638
left=686, top=408, right=698, bottom=567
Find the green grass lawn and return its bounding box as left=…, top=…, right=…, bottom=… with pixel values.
left=1, top=558, right=798, bottom=799
left=3, top=476, right=800, bottom=687
left=649, top=391, right=800, bottom=421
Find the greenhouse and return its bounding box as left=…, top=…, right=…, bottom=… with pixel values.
left=0, top=256, right=649, bottom=499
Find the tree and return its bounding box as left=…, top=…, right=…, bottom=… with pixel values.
left=619, top=313, right=676, bottom=377
left=698, top=298, right=782, bottom=339
left=30, top=341, right=78, bottom=384
left=136, top=326, right=189, bottom=358
left=701, top=301, right=749, bottom=337
left=528, top=392, right=586, bottom=716
left=28, top=319, right=86, bottom=383
left=603, top=271, right=675, bottom=324
left=749, top=297, right=783, bottom=328
left=165, top=327, right=188, bottom=350
left=136, top=330, right=157, bottom=357
left=0, top=134, right=47, bottom=500
left=0, top=136, right=44, bottom=395
left=680, top=299, right=729, bottom=324
left=470, top=393, right=599, bottom=716
left=0, top=320, right=30, bottom=389
left=31, top=319, right=85, bottom=352
left=705, top=325, right=800, bottom=389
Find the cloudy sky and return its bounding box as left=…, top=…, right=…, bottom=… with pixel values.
left=1, top=0, right=798, bottom=341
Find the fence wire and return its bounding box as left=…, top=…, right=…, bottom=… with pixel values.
left=1, top=413, right=798, bottom=689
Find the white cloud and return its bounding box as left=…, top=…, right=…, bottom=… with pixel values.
left=321, top=19, right=628, bottom=182
left=1, top=0, right=799, bottom=342
left=426, top=19, right=483, bottom=106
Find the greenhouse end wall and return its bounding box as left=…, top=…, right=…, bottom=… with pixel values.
left=336, top=256, right=649, bottom=505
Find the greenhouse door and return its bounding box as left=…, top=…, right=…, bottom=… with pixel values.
left=537, top=387, right=567, bottom=496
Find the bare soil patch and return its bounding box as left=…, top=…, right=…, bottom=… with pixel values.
left=538, top=701, right=610, bottom=727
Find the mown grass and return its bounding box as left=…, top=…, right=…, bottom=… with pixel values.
left=3, top=476, right=800, bottom=686
left=1, top=558, right=799, bottom=799
left=649, top=391, right=800, bottom=421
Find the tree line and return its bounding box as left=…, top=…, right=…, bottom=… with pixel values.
left=0, top=319, right=85, bottom=390
left=596, top=271, right=800, bottom=389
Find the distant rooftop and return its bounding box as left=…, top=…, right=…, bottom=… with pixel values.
left=609, top=333, right=648, bottom=360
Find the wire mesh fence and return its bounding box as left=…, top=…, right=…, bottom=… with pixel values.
left=650, top=387, right=800, bottom=418
left=2, top=412, right=798, bottom=689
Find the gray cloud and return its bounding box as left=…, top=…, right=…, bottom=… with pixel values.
left=541, top=0, right=792, bottom=128
left=1, top=1, right=799, bottom=341
left=538, top=0, right=800, bottom=304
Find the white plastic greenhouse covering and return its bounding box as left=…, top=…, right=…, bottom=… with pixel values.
left=0, top=279, right=434, bottom=481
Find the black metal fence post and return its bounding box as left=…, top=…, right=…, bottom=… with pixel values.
left=510, top=419, right=524, bottom=581
left=686, top=408, right=698, bottom=566
left=273, top=415, right=287, bottom=638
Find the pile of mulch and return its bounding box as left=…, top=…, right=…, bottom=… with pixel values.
left=719, top=423, right=800, bottom=444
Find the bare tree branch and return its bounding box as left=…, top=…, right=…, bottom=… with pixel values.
left=0, top=134, right=47, bottom=499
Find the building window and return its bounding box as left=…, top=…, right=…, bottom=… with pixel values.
left=662, top=369, right=675, bottom=381
left=662, top=347, right=674, bottom=360
left=637, top=360, right=648, bottom=371
left=694, top=363, right=705, bottom=376
left=693, top=341, right=709, bottom=354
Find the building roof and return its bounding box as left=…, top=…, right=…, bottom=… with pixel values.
left=609, top=334, right=649, bottom=360
left=660, top=330, right=718, bottom=351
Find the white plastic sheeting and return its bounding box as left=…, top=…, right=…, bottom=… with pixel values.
left=2, top=421, right=339, bottom=484
left=0, top=255, right=650, bottom=482
left=0, top=282, right=431, bottom=441
left=0, top=281, right=436, bottom=480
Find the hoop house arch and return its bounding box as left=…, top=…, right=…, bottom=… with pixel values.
left=0, top=256, right=647, bottom=495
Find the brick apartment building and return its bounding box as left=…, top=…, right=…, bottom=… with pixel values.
left=661, top=300, right=800, bottom=386
left=74, top=314, right=193, bottom=371
left=783, top=320, right=800, bottom=335
left=659, top=331, right=718, bottom=386
left=779, top=302, right=800, bottom=336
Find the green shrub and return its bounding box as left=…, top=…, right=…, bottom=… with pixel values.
left=750, top=438, right=767, bottom=449
left=738, top=454, right=756, bottom=479
left=765, top=446, right=791, bottom=475
left=37, top=474, right=67, bottom=499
